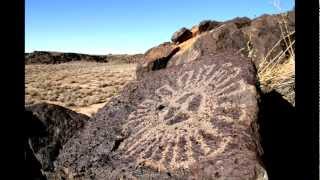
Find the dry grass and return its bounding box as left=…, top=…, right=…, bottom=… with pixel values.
left=257, top=8, right=295, bottom=105
left=25, top=61, right=137, bottom=116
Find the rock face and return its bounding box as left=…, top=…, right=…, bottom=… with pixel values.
left=51, top=50, right=266, bottom=179
left=25, top=103, right=90, bottom=175
left=171, top=27, right=193, bottom=44
left=136, top=42, right=179, bottom=80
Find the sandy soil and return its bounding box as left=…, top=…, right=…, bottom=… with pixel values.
left=25, top=61, right=137, bottom=116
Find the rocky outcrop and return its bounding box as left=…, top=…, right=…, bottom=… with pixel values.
left=25, top=103, right=90, bottom=176
left=25, top=51, right=143, bottom=64
left=50, top=50, right=266, bottom=179
left=168, top=22, right=248, bottom=68
left=137, top=18, right=250, bottom=80
left=225, top=17, right=251, bottom=29
left=136, top=42, right=179, bottom=80
left=198, top=20, right=221, bottom=33
left=171, top=27, right=193, bottom=44
left=140, top=10, right=295, bottom=105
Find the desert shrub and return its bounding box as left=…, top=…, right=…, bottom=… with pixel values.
left=257, top=9, right=295, bottom=105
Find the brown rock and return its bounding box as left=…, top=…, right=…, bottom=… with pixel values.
left=136, top=42, right=180, bottom=80
left=171, top=27, right=193, bottom=44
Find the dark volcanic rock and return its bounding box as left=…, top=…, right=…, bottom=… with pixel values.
left=182, top=11, right=295, bottom=106
left=52, top=50, right=266, bottom=179
left=168, top=22, right=248, bottom=68
left=225, top=17, right=251, bottom=28
left=136, top=42, right=180, bottom=80
left=137, top=18, right=250, bottom=77
left=168, top=11, right=295, bottom=71
left=198, top=20, right=221, bottom=33
left=25, top=103, right=90, bottom=174
left=171, top=27, right=193, bottom=44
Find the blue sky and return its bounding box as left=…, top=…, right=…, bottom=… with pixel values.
left=25, top=0, right=294, bottom=55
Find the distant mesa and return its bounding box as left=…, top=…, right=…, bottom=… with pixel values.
left=25, top=51, right=143, bottom=64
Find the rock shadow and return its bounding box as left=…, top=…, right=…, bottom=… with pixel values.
left=23, top=110, right=47, bottom=180
left=258, top=90, right=305, bottom=179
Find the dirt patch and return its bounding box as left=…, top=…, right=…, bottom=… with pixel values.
left=25, top=61, right=137, bottom=116
left=72, top=102, right=107, bottom=116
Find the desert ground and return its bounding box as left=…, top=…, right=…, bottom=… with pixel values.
left=25, top=61, right=136, bottom=116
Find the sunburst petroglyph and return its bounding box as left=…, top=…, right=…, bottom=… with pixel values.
left=52, top=52, right=262, bottom=179
left=118, top=61, right=257, bottom=172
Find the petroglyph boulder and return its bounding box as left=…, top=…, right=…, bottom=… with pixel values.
left=51, top=50, right=267, bottom=179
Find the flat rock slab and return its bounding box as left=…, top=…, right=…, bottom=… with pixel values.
left=52, top=51, right=266, bottom=179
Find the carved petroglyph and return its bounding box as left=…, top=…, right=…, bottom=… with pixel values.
left=118, top=62, right=255, bottom=172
